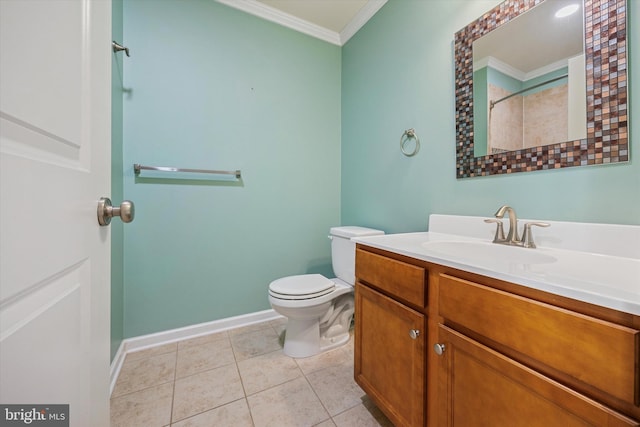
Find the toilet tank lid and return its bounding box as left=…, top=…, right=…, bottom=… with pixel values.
left=330, top=226, right=385, bottom=239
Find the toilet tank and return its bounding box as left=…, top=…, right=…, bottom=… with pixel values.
left=329, top=226, right=384, bottom=285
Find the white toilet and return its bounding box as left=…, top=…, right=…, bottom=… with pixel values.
left=268, top=226, right=384, bottom=358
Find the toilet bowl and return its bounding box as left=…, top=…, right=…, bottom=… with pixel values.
left=268, top=226, right=384, bottom=358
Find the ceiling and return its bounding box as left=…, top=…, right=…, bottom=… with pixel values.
left=216, top=0, right=388, bottom=46
left=473, top=0, right=584, bottom=78
left=217, top=0, right=583, bottom=56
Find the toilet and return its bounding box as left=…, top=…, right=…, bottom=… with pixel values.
left=268, top=226, right=384, bottom=358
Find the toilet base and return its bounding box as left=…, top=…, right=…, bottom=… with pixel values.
left=283, top=319, right=351, bottom=358
left=319, top=330, right=351, bottom=353
left=283, top=318, right=320, bottom=358
left=281, top=294, right=354, bottom=358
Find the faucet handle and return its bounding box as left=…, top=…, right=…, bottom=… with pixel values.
left=484, top=218, right=506, bottom=243
left=521, top=222, right=550, bottom=248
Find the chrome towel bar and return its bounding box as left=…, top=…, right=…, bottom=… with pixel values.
left=134, top=164, right=241, bottom=179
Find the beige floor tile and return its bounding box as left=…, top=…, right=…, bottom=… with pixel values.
left=305, top=363, right=366, bottom=416
left=343, top=334, right=355, bottom=358
left=110, top=382, right=173, bottom=427
left=332, top=403, right=393, bottom=427
left=228, top=321, right=276, bottom=337
left=175, top=339, right=235, bottom=378
left=125, top=342, right=177, bottom=361
left=170, top=399, right=253, bottom=427
left=178, top=331, right=229, bottom=349
left=238, top=350, right=303, bottom=395
left=172, top=364, right=245, bottom=423
left=313, top=420, right=337, bottom=427
left=111, top=324, right=384, bottom=427
left=112, top=352, right=176, bottom=397
left=274, top=326, right=287, bottom=344
left=231, top=328, right=282, bottom=361
left=269, top=318, right=287, bottom=336
left=269, top=317, right=287, bottom=327
left=247, top=377, right=330, bottom=427
left=295, top=346, right=351, bottom=376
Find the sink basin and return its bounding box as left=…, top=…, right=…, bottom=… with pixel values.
left=421, top=241, right=557, bottom=265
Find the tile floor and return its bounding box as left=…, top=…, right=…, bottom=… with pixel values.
left=110, top=318, right=393, bottom=426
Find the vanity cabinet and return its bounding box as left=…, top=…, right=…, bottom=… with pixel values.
left=354, top=248, right=427, bottom=427
left=354, top=245, right=640, bottom=427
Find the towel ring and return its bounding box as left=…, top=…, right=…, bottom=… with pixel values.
left=400, top=128, right=420, bottom=157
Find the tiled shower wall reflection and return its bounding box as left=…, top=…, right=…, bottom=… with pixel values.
left=488, top=83, right=568, bottom=153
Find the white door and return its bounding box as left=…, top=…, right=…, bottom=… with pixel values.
left=0, top=1, right=112, bottom=426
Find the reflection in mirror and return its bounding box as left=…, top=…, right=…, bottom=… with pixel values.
left=454, top=0, right=628, bottom=178
left=472, top=0, right=586, bottom=157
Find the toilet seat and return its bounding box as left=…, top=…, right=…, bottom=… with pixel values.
left=269, top=274, right=335, bottom=300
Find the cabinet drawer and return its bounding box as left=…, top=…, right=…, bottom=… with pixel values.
left=439, top=274, right=639, bottom=406
left=356, top=248, right=426, bottom=308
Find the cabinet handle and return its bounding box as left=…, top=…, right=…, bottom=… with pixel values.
left=409, top=329, right=420, bottom=339
left=434, top=343, right=446, bottom=355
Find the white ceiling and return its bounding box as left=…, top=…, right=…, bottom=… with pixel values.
left=216, top=0, right=388, bottom=46
left=473, top=0, right=584, bottom=77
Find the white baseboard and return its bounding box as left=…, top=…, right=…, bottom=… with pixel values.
left=109, top=341, right=127, bottom=396
left=109, top=309, right=283, bottom=396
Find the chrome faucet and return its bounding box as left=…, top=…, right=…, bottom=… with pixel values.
left=484, top=205, right=550, bottom=248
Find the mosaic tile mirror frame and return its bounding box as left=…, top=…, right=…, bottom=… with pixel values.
left=454, top=0, right=628, bottom=178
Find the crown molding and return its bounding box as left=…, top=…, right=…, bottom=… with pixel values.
left=216, top=0, right=387, bottom=46
left=524, top=57, right=570, bottom=81
left=475, top=55, right=572, bottom=82
left=340, top=0, right=387, bottom=45
left=474, top=56, right=526, bottom=81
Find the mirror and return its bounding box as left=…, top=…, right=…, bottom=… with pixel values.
left=473, top=0, right=585, bottom=156
left=455, top=0, right=628, bottom=178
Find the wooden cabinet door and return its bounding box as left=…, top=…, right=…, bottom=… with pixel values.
left=436, top=325, right=639, bottom=427
left=355, top=282, right=425, bottom=427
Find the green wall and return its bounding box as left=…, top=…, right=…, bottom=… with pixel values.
left=117, top=0, right=638, bottom=341
left=110, top=0, right=124, bottom=360
left=122, top=0, right=341, bottom=337
left=342, top=0, right=640, bottom=233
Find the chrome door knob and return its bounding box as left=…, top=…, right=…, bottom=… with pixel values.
left=409, top=329, right=420, bottom=340
left=434, top=343, right=446, bottom=356
left=97, top=197, right=135, bottom=226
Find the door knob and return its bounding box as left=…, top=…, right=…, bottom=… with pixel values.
left=434, top=343, right=446, bottom=356
left=409, top=329, right=420, bottom=339
left=97, top=197, right=135, bottom=226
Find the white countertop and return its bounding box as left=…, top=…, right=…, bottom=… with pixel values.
left=352, top=215, right=640, bottom=316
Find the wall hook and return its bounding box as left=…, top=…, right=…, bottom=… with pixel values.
left=112, top=41, right=130, bottom=57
